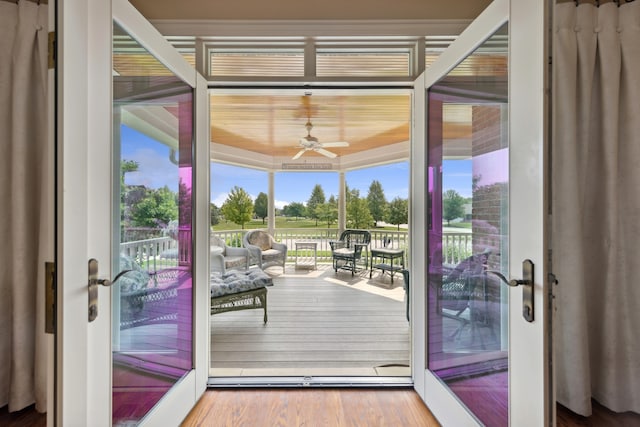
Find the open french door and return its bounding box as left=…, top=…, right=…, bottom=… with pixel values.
left=411, top=0, right=552, bottom=425
left=56, top=0, right=209, bottom=425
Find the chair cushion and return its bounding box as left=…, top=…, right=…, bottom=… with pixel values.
left=224, top=255, right=246, bottom=269
left=333, top=248, right=355, bottom=257
left=261, top=248, right=283, bottom=261
left=118, top=255, right=151, bottom=293
left=210, top=269, right=273, bottom=298
left=119, top=270, right=151, bottom=294
left=249, top=231, right=271, bottom=251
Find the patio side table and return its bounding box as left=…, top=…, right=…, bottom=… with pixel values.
left=295, top=241, right=318, bottom=270
left=370, top=247, right=405, bottom=284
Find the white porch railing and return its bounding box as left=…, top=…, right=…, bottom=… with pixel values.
left=120, top=237, right=178, bottom=272
left=120, top=229, right=471, bottom=270
left=441, top=232, right=473, bottom=266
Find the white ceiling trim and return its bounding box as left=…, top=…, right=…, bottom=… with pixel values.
left=338, top=140, right=409, bottom=171
left=210, top=140, right=409, bottom=172
left=150, top=19, right=472, bottom=38
left=121, top=107, right=178, bottom=149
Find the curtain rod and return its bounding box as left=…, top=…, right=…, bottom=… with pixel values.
left=0, top=0, right=48, bottom=4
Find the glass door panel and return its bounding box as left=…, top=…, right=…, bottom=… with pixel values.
left=427, top=24, right=509, bottom=427
left=112, top=21, right=194, bottom=425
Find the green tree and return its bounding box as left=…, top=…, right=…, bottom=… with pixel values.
left=130, top=186, right=178, bottom=228
left=345, top=184, right=358, bottom=205
left=306, top=184, right=326, bottom=226
left=220, top=186, right=254, bottom=229
left=254, top=192, right=268, bottom=224
left=443, top=189, right=465, bottom=226
left=210, top=203, right=221, bottom=227
left=328, top=195, right=338, bottom=210
left=316, top=200, right=338, bottom=228
left=178, top=179, right=191, bottom=225
left=120, top=159, right=140, bottom=234
left=283, top=202, right=306, bottom=220
left=121, top=159, right=139, bottom=187
left=387, top=197, right=408, bottom=231
left=346, top=189, right=373, bottom=229
left=367, top=180, right=388, bottom=227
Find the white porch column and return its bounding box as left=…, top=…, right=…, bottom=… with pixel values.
left=268, top=171, right=275, bottom=234
left=338, top=171, right=346, bottom=233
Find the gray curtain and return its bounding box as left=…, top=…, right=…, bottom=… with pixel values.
left=553, top=0, right=640, bottom=416
left=0, top=0, right=49, bottom=413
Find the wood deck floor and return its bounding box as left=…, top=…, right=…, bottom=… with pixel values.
left=210, top=264, right=411, bottom=377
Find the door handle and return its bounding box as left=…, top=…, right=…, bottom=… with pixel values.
left=88, top=258, right=131, bottom=322
left=487, top=259, right=534, bottom=322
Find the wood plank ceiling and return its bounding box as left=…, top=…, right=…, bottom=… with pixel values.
left=209, top=93, right=411, bottom=160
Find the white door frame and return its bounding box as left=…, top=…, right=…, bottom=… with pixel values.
left=56, top=0, right=209, bottom=425
left=411, top=0, right=552, bottom=425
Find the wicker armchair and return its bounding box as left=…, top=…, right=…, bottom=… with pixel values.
left=210, top=234, right=250, bottom=273
left=329, top=229, right=371, bottom=276
left=242, top=230, right=287, bottom=273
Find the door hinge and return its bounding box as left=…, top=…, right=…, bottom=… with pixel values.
left=45, top=262, right=56, bottom=334
left=48, top=31, right=56, bottom=69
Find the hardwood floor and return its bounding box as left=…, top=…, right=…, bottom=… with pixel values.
left=181, top=389, right=441, bottom=427
left=0, top=405, right=46, bottom=427
left=3, top=397, right=639, bottom=426
left=557, top=400, right=640, bottom=427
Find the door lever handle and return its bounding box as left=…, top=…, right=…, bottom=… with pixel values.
left=486, top=259, right=535, bottom=322
left=486, top=270, right=529, bottom=288
left=88, top=258, right=131, bottom=322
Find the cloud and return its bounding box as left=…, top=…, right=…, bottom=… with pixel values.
left=211, top=193, right=228, bottom=206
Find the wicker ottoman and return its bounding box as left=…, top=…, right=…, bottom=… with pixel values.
left=210, top=269, right=272, bottom=323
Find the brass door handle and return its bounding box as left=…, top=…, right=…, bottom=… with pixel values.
left=486, top=259, right=534, bottom=322
left=88, top=258, right=131, bottom=322
left=486, top=270, right=532, bottom=288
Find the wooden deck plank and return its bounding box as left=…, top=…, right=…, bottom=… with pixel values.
left=210, top=265, right=410, bottom=374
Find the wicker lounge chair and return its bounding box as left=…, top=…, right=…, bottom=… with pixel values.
left=210, top=269, right=272, bottom=323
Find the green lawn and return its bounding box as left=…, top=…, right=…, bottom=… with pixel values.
left=444, top=221, right=472, bottom=229
left=212, top=217, right=403, bottom=231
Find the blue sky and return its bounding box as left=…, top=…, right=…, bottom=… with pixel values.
left=121, top=126, right=179, bottom=191
left=121, top=124, right=473, bottom=206
left=443, top=160, right=473, bottom=198
left=211, top=162, right=410, bottom=209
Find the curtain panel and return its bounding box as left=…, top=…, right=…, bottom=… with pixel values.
left=0, top=0, right=49, bottom=413
left=553, top=0, right=640, bottom=416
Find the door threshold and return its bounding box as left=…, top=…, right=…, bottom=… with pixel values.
left=208, top=376, right=413, bottom=388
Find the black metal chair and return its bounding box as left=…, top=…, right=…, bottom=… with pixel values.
left=329, top=229, right=371, bottom=276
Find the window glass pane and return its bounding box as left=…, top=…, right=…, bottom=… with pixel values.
left=113, top=21, right=194, bottom=425
left=427, top=24, right=509, bottom=427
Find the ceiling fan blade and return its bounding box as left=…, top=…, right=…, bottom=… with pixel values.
left=321, top=141, right=349, bottom=148
left=292, top=149, right=307, bottom=160
left=315, top=148, right=337, bottom=158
